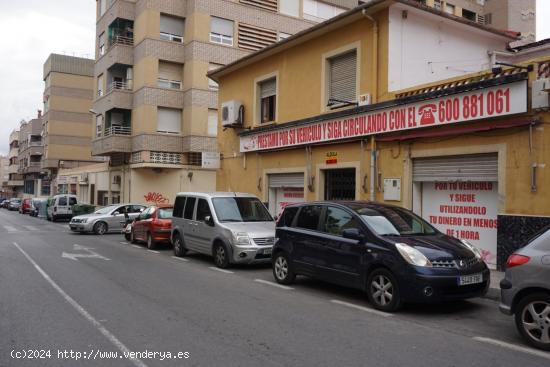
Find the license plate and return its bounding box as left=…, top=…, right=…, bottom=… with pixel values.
left=458, top=273, right=483, bottom=286
left=262, top=248, right=272, bottom=255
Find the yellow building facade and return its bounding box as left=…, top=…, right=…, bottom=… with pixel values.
left=211, top=0, right=550, bottom=269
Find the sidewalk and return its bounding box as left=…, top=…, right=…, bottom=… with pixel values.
left=485, top=270, right=504, bottom=301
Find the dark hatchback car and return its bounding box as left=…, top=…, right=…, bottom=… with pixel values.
left=272, top=201, right=489, bottom=311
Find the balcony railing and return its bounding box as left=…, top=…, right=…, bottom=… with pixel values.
left=29, top=141, right=42, bottom=147
left=29, top=162, right=42, bottom=167
left=109, top=35, right=133, bottom=47
left=108, top=81, right=131, bottom=93
left=104, top=125, right=131, bottom=136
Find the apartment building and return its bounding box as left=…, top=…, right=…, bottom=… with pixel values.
left=18, top=114, right=46, bottom=197
left=417, top=0, right=536, bottom=42
left=0, top=155, right=10, bottom=199
left=42, top=54, right=96, bottom=196
left=5, top=130, right=24, bottom=198
left=88, top=0, right=357, bottom=205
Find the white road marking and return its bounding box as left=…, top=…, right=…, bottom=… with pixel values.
left=132, top=245, right=142, bottom=249
left=61, top=244, right=110, bottom=261
left=172, top=256, right=189, bottom=262
left=23, top=225, right=39, bottom=231
left=473, top=337, right=550, bottom=360
left=147, top=250, right=160, bottom=254
left=120, top=242, right=129, bottom=245
left=209, top=267, right=234, bottom=274
left=330, top=299, right=393, bottom=317
left=11, top=242, right=148, bottom=367
left=4, top=225, right=17, bottom=232
left=254, top=279, right=294, bottom=290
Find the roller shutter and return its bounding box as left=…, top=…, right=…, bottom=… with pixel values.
left=413, top=154, right=498, bottom=182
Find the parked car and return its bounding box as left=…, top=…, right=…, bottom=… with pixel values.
left=1, top=199, right=9, bottom=208
left=29, top=198, right=48, bottom=217
left=19, top=198, right=32, bottom=214
left=70, top=204, right=146, bottom=235
left=500, top=226, right=550, bottom=351
left=8, top=198, right=22, bottom=211
left=130, top=204, right=173, bottom=249
left=171, top=192, right=275, bottom=268
left=272, top=201, right=489, bottom=312
left=47, top=194, right=78, bottom=222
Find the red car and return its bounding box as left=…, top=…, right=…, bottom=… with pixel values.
left=20, top=198, right=32, bottom=214
left=130, top=204, right=173, bottom=249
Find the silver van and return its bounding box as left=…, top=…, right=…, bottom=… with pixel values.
left=171, top=192, right=275, bottom=268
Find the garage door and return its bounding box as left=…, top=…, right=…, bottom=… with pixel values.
left=414, top=154, right=498, bottom=269
left=268, top=173, right=304, bottom=216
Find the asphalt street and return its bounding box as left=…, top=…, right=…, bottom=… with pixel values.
left=1, top=209, right=549, bottom=367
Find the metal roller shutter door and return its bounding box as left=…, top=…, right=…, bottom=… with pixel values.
left=268, top=173, right=304, bottom=188
left=413, top=154, right=498, bottom=182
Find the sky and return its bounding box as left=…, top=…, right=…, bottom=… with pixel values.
left=0, top=0, right=549, bottom=156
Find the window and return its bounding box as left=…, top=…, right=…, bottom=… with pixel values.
left=95, top=114, right=103, bottom=137
left=462, top=9, right=476, bottom=22
left=259, top=78, right=276, bottom=123
left=183, top=197, right=196, bottom=220
left=160, top=14, right=185, bottom=43
left=433, top=0, right=441, bottom=10
left=279, top=0, right=299, bottom=17
left=277, top=206, right=299, bottom=227
left=69, top=197, right=77, bottom=206
left=323, top=207, right=360, bottom=236
left=296, top=205, right=322, bottom=231
left=327, top=50, right=357, bottom=108
left=208, top=109, right=218, bottom=137
left=210, top=17, right=234, bottom=46
left=157, top=107, right=182, bottom=134
left=303, top=0, right=346, bottom=22
left=97, top=74, right=104, bottom=97
left=58, top=196, right=67, bottom=206
left=208, top=63, right=222, bottom=90
left=354, top=206, right=436, bottom=236
left=99, top=32, right=105, bottom=56
left=174, top=196, right=185, bottom=218
left=444, top=3, right=455, bottom=15
left=99, top=0, right=106, bottom=16
left=196, top=199, right=212, bottom=221
left=212, top=197, right=272, bottom=222
left=158, top=61, right=182, bottom=90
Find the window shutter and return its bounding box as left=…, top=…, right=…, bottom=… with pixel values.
left=157, top=108, right=182, bottom=134
left=158, top=61, right=182, bottom=82
left=160, top=15, right=185, bottom=36
left=238, top=23, right=277, bottom=51
left=329, top=51, right=357, bottom=104
left=210, top=17, right=234, bottom=37
left=260, top=78, right=276, bottom=98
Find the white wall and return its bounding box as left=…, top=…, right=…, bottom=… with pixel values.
left=388, top=4, right=510, bottom=92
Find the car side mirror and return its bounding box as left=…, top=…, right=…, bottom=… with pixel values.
left=113, top=211, right=120, bottom=216
left=204, top=215, right=215, bottom=226
left=342, top=228, right=365, bottom=243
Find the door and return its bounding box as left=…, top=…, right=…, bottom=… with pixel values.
left=325, top=168, right=356, bottom=200
left=133, top=207, right=150, bottom=240
left=182, top=197, right=199, bottom=251
left=141, top=207, right=155, bottom=240
left=268, top=173, right=305, bottom=216
left=106, top=205, right=126, bottom=231
left=194, top=199, right=214, bottom=253
left=318, top=206, right=364, bottom=287
left=291, top=205, right=324, bottom=276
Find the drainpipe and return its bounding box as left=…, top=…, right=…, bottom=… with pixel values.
left=362, top=10, right=378, bottom=201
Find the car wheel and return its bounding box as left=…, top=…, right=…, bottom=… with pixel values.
left=173, top=234, right=187, bottom=257
left=366, top=268, right=402, bottom=312
left=146, top=233, right=156, bottom=250
left=124, top=232, right=131, bottom=242
left=51, top=215, right=57, bottom=222
left=213, top=242, right=230, bottom=269
left=130, top=229, right=137, bottom=244
left=514, top=292, right=550, bottom=351
left=93, top=221, right=108, bottom=235
left=272, top=252, right=295, bottom=285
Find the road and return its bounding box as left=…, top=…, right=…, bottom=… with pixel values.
left=1, top=209, right=549, bottom=367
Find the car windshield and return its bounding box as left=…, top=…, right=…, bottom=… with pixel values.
left=354, top=206, right=436, bottom=236
left=94, top=205, right=118, bottom=215
left=158, top=208, right=173, bottom=219
left=212, top=197, right=273, bottom=223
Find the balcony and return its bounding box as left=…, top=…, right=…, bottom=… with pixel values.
left=6, top=180, right=24, bottom=187
left=105, top=125, right=131, bottom=136
left=92, top=110, right=132, bottom=157
left=23, top=162, right=43, bottom=174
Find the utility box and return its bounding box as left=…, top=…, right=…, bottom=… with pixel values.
left=383, top=178, right=401, bottom=201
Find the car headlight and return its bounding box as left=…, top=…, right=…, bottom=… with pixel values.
left=82, top=218, right=88, bottom=223
left=233, top=232, right=250, bottom=246
left=395, top=243, right=432, bottom=267
left=460, top=239, right=482, bottom=260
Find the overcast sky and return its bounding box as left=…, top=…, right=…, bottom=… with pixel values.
left=0, top=0, right=549, bottom=156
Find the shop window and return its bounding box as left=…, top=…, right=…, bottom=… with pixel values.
left=259, top=77, right=276, bottom=124
left=327, top=50, right=357, bottom=109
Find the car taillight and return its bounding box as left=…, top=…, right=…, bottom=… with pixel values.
left=506, top=254, right=530, bottom=268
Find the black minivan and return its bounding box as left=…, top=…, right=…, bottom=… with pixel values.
left=272, top=201, right=489, bottom=311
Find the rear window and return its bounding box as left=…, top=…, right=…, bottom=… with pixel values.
left=184, top=197, right=196, bottom=220
left=277, top=206, right=299, bottom=227
left=295, top=205, right=322, bottom=231
left=158, top=208, right=173, bottom=219
left=58, top=197, right=67, bottom=206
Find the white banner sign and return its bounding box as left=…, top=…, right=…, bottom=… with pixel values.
left=240, top=80, right=527, bottom=152
left=202, top=152, right=220, bottom=169
left=421, top=181, right=498, bottom=269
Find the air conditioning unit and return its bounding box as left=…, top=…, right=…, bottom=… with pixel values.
left=532, top=78, right=550, bottom=110
left=358, top=93, right=371, bottom=106
left=112, top=175, right=121, bottom=185
left=221, top=100, right=243, bottom=127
